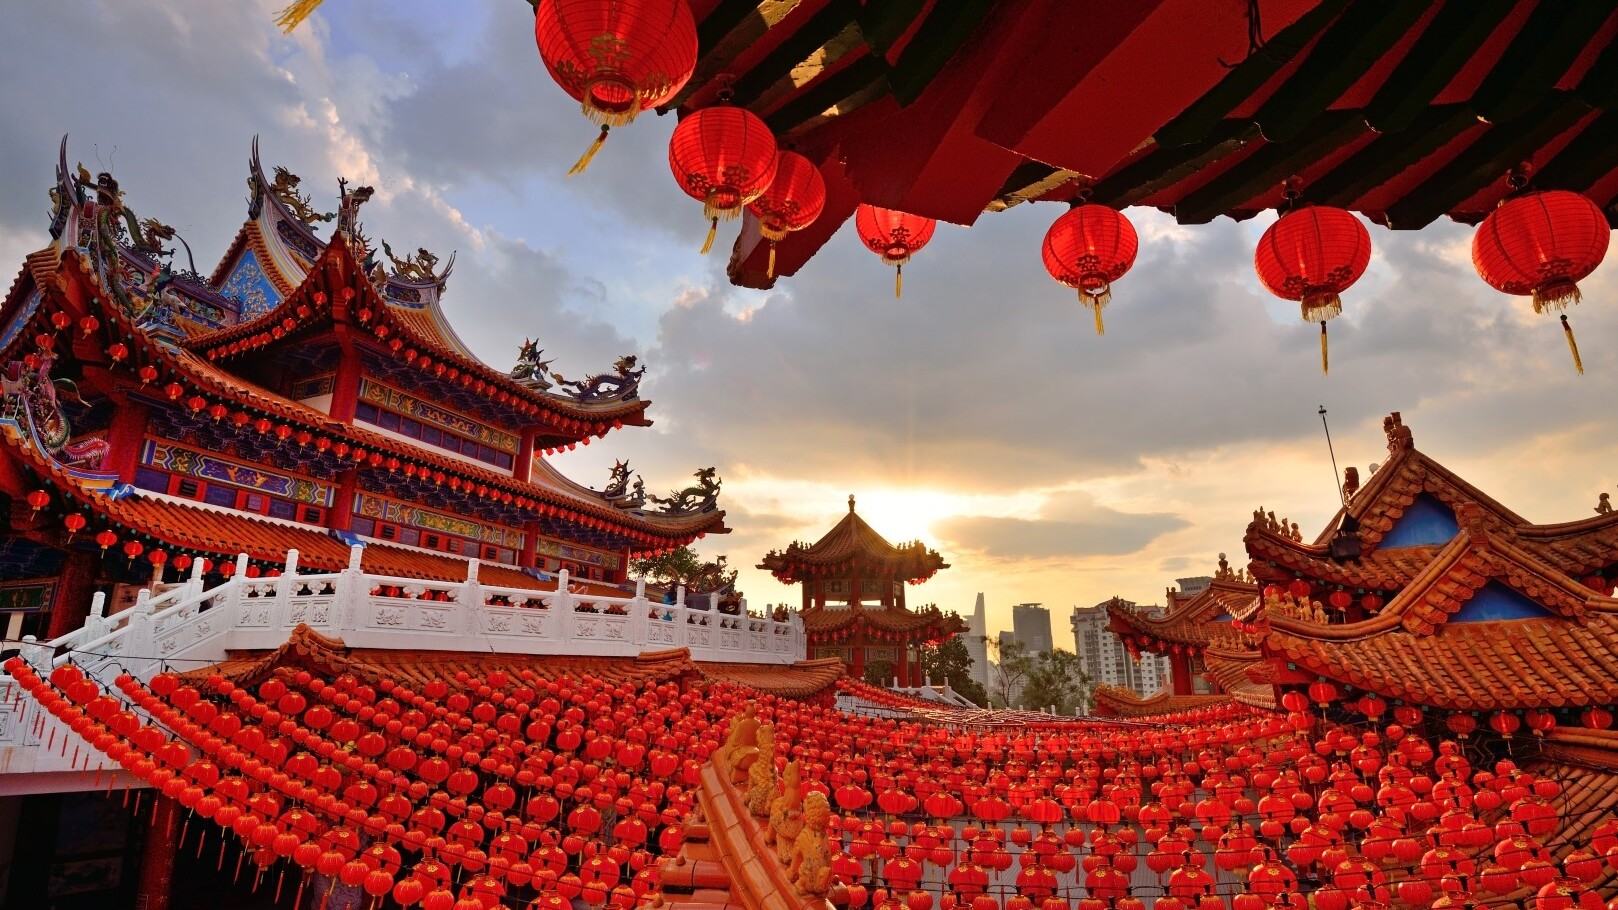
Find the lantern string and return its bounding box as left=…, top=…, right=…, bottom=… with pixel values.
left=699, top=218, right=718, bottom=255
left=567, top=126, right=610, bottom=177
left=1560, top=314, right=1584, bottom=375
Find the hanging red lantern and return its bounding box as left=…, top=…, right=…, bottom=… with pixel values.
left=1472, top=181, right=1609, bottom=375
left=78, top=315, right=100, bottom=336
left=535, top=0, right=697, bottom=174
left=95, top=530, right=117, bottom=551
left=1254, top=202, right=1371, bottom=375
left=855, top=204, right=937, bottom=298
left=747, top=151, right=827, bottom=278
left=137, top=365, right=158, bottom=384
left=1041, top=200, right=1139, bottom=335
left=25, top=490, right=49, bottom=511
left=123, top=541, right=144, bottom=560
left=63, top=514, right=86, bottom=537
left=669, top=104, right=779, bottom=253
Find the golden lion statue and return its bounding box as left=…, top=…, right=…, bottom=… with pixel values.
left=787, top=791, right=832, bottom=896
left=767, top=761, right=803, bottom=852
left=745, top=724, right=777, bottom=818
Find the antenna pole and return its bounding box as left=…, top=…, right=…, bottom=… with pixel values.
left=1319, top=406, right=1344, bottom=504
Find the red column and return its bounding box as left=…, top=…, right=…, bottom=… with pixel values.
left=46, top=549, right=99, bottom=639
left=328, top=329, right=362, bottom=423
left=514, top=429, right=537, bottom=482
left=520, top=520, right=540, bottom=568
left=326, top=470, right=358, bottom=531
left=104, top=399, right=149, bottom=483
left=851, top=642, right=865, bottom=679
left=136, top=797, right=180, bottom=910
left=1170, top=654, right=1194, bottom=696
left=895, top=644, right=909, bottom=687
left=911, top=647, right=924, bottom=687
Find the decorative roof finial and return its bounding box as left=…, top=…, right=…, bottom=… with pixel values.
left=1383, top=411, right=1413, bottom=452
left=849, top=494, right=856, bottom=513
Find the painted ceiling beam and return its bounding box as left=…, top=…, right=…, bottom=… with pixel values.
left=1363, top=0, right=1516, bottom=134
left=1470, top=1, right=1615, bottom=125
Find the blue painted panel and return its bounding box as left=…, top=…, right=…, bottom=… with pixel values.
left=1212, top=613, right=1233, bottom=622
left=218, top=248, right=282, bottom=320
left=1379, top=494, right=1459, bottom=548
left=1451, top=581, right=1556, bottom=622
left=0, top=290, right=44, bottom=353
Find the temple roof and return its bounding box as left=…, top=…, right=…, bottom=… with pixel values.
left=797, top=603, right=965, bottom=640
left=758, top=495, right=947, bottom=583
left=674, top=0, right=1618, bottom=288
left=1090, top=686, right=1233, bottom=719
left=1105, top=557, right=1257, bottom=649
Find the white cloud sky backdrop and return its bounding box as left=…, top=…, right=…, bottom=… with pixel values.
left=5, top=0, right=1617, bottom=645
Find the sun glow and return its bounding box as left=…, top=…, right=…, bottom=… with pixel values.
left=847, top=488, right=964, bottom=545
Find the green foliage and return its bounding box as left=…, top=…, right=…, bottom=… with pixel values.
left=629, top=546, right=737, bottom=591
left=921, top=636, right=988, bottom=707
left=862, top=659, right=895, bottom=687
left=1018, top=648, right=1093, bottom=715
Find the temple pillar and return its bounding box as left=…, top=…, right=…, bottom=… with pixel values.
left=514, top=429, right=537, bottom=483
left=329, top=329, right=362, bottom=423
left=851, top=643, right=865, bottom=679
left=136, top=797, right=180, bottom=910
left=46, top=549, right=99, bottom=639
left=104, top=399, right=149, bottom=484
left=895, top=644, right=909, bottom=688
left=520, top=520, right=539, bottom=568
left=1170, top=654, right=1194, bottom=696
left=327, top=470, right=358, bottom=531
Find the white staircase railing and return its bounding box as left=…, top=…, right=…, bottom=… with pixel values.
left=0, top=545, right=806, bottom=780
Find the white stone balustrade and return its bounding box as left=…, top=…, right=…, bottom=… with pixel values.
left=0, top=546, right=805, bottom=782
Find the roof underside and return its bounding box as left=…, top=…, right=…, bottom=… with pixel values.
left=671, top=0, right=1618, bottom=288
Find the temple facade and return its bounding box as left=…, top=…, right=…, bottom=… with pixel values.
left=758, top=495, right=962, bottom=685
left=0, top=139, right=728, bottom=651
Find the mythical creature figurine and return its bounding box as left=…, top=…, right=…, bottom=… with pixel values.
left=721, top=705, right=760, bottom=782
left=603, top=460, right=633, bottom=499
left=625, top=476, right=646, bottom=508
left=557, top=354, right=645, bottom=402
left=511, top=339, right=559, bottom=391
left=335, top=177, right=375, bottom=246
left=745, top=723, right=777, bottom=818
left=767, top=761, right=803, bottom=853
left=1597, top=492, right=1611, bottom=515
left=382, top=240, right=446, bottom=286
left=2, top=356, right=103, bottom=469
left=787, top=791, right=832, bottom=896
left=268, top=166, right=335, bottom=226
left=648, top=467, right=722, bottom=514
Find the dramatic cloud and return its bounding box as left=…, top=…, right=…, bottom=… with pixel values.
left=6, top=0, right=1618, bottom=637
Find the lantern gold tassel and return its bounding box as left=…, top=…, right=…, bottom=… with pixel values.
left=273, top=0, right=325, bottom=33
left=767, top=242, right=777, bottom=279
left=895, top=263, right=903, bottom=298
left=1561, top=314, right=1584, bottom=375
left=1533, top=279, right=1581, bottom=314
left=700, top=217, right=718, bottom=255
left=1081, top=287, right=1111, bottom=336
left=567, top=126, right=609, bottom=177
left=1320, top=321, right=1329, bottom=375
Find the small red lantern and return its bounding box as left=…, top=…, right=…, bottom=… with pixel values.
left=1041, top=201, right=1139, bottom=335
left=137, top=365, right=158, bottom=384
left=1472, top=182, right=1609, bottom=375
left=855, top=204, right=937, bottom=298
left=25, top=490, right=49, bottom=511
left=123, top=541, right=144, bottom=560
left=95, top=530, right=117, bottom=551
left=108, top=343, right=128, bottom=362
left=79, top=315, right=100, bottom=336
left=535, top=0, right=698, bottom=174
left=63, top=514, right=86, bottom=537
left=747, top=151, right=827, bottom=278
left=669, top=104, right=779, bottom=253
left=1254, top=203, right=1371, bottom=375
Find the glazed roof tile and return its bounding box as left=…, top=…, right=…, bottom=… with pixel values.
left=759, top=498, right=947, bottom=583
left=798, top=605, right=966, bottom=637
left=1201, top=649, right=1276, bottom=710
left=1090, top=686, right=1233, bottom=719
left=1105, top=576, right=1257, bottom=648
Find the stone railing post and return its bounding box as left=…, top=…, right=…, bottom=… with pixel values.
left=80, top=592, right=109, bottom=643
left=124, top=591, right=156, bottom=672
left=675, top=584, right=686, bottom=608
left=334, top=545, right=365, bottom=633
left=187, top=555, right=207, bottom=598
left=554, top=569, right=573, bottom=638
left=461, top=558, right=483, bottom=637
left=275, top=549, right=301, bottom=626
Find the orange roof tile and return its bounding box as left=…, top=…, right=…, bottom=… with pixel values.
left=1105, top=575, right=1256, bottom=649
left=1090, top=686, right=1233, bottom=718
left=759, top=497, right=946, bottom=583
left=798, top=604, right=966, bottom=637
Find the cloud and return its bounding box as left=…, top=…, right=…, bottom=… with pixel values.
left=933, top=491, right=1186, bottom=561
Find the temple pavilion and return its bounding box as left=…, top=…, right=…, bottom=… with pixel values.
left=758, top=495, right=962, bottom=684
left=0, top=139, right=728, bottom=647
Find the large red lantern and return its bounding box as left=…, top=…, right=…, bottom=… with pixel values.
left=855, top=205, right=937, bottom=298
left=1041, top=202, right=1139, bottom=335
left=534, top=0, right=699, bottom=174
left=1472, top=186, right=1609, bottom=374
left=669, top=105, right=779, bottom=253
left=1254, top=204, right=1371, bottom=375
left=746, top=151, right=827, bottom=278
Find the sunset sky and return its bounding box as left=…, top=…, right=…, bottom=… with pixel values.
left=5, top=0, right=1617, bottom=647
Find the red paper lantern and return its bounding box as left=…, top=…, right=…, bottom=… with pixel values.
left=669, top=105, right=779, bottom=253
left=1254, top=205, right=1371, bottom=374
left=95, top=530, right=117, bottom=551
left=534, top=0, right=697, bottom=174
left=25, top=490, right=49, bottom=511
left=747, top=151, right=827, bottom=278
left=1472, top=188, right=1609, bottom=374
left=855, top=205, right=937, bottom=298
left=63, top=514, right=86, bottom=536
left=1041, top=202, right=1139, bottom=335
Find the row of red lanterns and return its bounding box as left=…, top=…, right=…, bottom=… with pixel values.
left=530, top=3, right=1611, bottom=367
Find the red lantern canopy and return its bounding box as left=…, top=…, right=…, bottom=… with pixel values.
left=1041, top=201, right=1139, bottom=335
left=747, top=151, right=827, bottom=278
left=1472, top=183, right=1609, bottom=375
left=669, top=104, right=779, bottom=253
left=1254, top=203, right=1371, bottom=375
left=534, top=0, right=698, bottom=174
left=855, top=205, right=937, bottom=298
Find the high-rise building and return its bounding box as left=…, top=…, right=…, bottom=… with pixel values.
left=1071, top=601, right=1169, bottom=704
left=963, top=593, right=992, bottom=692
left=1009, top=603, right=1053, bottom=653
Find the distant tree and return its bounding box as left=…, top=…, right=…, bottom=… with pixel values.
left=984, top=636, right=1035, bottom=709
left=922, top=636, right=988, bottom=707
left=862, top=659, right=895, bottom=687
left=629, top=547, right=737, bottom=591
left=1018, top=648, right=1093, bottom=715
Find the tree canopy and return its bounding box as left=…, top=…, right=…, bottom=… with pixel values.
left=921, top=636, right=988, bottom=707
left=629, top=546, right=737, bottom=591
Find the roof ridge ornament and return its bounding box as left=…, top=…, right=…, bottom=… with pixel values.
left=1383, top=411, right=1414, bottom=452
